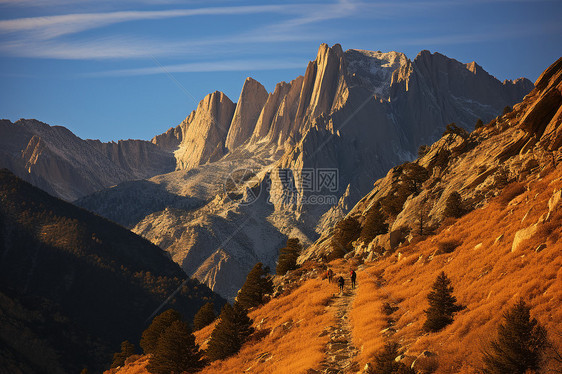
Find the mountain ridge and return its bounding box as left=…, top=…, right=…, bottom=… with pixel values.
left=3, top=44, right=535, bottom=300
left=109, top=55, right=562, bottom=374
left=0, top=168, right=225, bottom=373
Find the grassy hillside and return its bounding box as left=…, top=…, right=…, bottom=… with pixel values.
left=109, top=57, right=562, bottom=374
left=112, top=173, right=562, bottom=372
left=0, top=169, right=225, bottom=373
left=349, top=167, right=562, bottom=373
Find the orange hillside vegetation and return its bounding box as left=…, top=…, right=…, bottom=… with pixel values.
left=111, top=268, right=339, bottom=374
left=349, top=164, right=562, bottom=373
left=196, top=275, right=335, bottom=373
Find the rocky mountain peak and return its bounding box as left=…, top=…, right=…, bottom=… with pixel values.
left=225, top=77, right=268, bottom=150
left=27, top=44, right=540, bottom=301
left=174, top=91, right=236, bottom=170
left=346, top=49, right=409, bottom=100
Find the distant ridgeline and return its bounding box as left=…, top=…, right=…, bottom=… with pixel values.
left=0, top=169, right=225, bottom=374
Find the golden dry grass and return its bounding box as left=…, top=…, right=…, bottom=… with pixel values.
left=197, top=277, right=335, bottom=373
left=349, top=268, right=387, bottom=366
left=349, top=167, right=562, bottom=373
left=110, top=168, right=562, bottom=374
left=111, top=276, right=335, bottom=374
left=104, top=355, right=151, bottom=374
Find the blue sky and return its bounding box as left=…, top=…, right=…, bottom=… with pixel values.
left=0, top=0, right=560, bottom=142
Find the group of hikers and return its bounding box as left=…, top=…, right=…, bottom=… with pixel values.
left=326, top=268, right=356, bottom=293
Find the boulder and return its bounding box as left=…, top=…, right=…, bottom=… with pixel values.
left=548, top=189, right=562, bottom=212
left=411, top=351, right=438, bottom=373
left=511, top=224, right=539, bottom=252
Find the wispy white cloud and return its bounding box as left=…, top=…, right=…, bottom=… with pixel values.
left=89, top=58, right=308, bottom=76
left=0, top=1, right=353, bottom=60
left=0, top=5, right=295, bottom=40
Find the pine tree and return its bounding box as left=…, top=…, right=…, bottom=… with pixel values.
left=502, top=105, right=512, bottom=115
left=140, top=309, right=182, bottom=354
left=443, top=122, right=469, bottom=138
left=483, top=300, right=547, bottom=374
left=206, top=303, right=254, bottom=361
left=401, top=162, right=429, bottom=195
left=330, top=216, right=361, bottom=259
left=475, top=118, right=484, bottom=129
left=418, top=144, right=430, bottom=158
left=372, top=342, right=416, bottom=374
left=236, top=262, right=273, bottom=310
left=423, top=272, right=463, bottom=332
left=147, top=320, right=204, bottom=374
left=417, top=197, right=429, bottom=236
left=359, top=204, right=388, bottom=244
left=193, top=302, right=216, bottom=331
left=276, top=238, right=302, bottom=275
left=443, top=191, right=464, bottom=219
left=111, top=340, right=136, bottom=368
left=380, top=183, right=411, bottom=218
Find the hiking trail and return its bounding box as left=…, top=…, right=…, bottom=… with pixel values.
left=318, top=280, right=359, bottom=374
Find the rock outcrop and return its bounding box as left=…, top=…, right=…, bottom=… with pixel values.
left=26, top=44, right=538, bottom=300
left=174, top=91, right=236, bottom=170
left=301, top=56, right=562, bottom=262
left=0, top=119, right=176, bottom=201
left=226, top=77, right=268, bottom=150
left=86, top=138, right=175, bottom=179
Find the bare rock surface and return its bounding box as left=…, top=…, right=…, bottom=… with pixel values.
left=6, top=44, right=541, bottom=300
left=226, top=77, right=268, bottom=150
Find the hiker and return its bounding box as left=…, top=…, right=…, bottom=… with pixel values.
left=350, top=270, right=357, bottom=289
left=327, top=268, right=334, bottom=283
left=337, top=276, right=344, bottom=293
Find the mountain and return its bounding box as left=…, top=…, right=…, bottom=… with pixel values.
left=301, top=55, right=562, bottom=262
left=1, top=44, right=533, bottom=300
left=0, top=119, right=175, bottom=201
left=0, top=169, right=224, bottom=373
left=108, top=56, right=562, bottom=374
left=83, top=44, right=530, bottom=300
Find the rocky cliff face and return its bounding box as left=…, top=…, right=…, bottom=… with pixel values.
left=0, top=119, right=175, bottom=201
left=174, top=91, right=236, bottom=170
left=122, top=44, right=535, bottom=300
left=301, top=56, right=562, bottom=262
left=226, top=77, right=269, bottom=150
left=27, top=43, right=536, bottom=300
left=86, top=138, right=175, bottom=179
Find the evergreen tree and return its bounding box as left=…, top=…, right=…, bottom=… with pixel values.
left=147, top=320, right=204, bottom=374
left=111, top=340, right=136, bottom=368
left=193, top=302, right=216, bottom=331
left=237, top=262, right=273, bottom=310
left=502, top=105, right=512, bottom=115
left=443, top=122, right=469, bottom=138
left=380, top=183, right=412, bottom=218
left=418, top=144, right=430, bottom=158
left=206, top=303, right=254, bottom=361
left=417, top=197, right=429, bottom=236
left=359, top=204, right=388, bottom=244
left=483, top=300, right=547, bottom=374
left=330, top=216, right=361, bottom=259
left=372, top=342, right=416, bottom=374
left=276, top=238, right=302, bottom=275
left=140, top=309, right=182, bottom=354
left=443, top=191, right=464, bottom=219
left=423, top=272, right=463, bottom=332
left=475, top=118, right=484, bottom=129
left=402, top=162, right=429, bottom=195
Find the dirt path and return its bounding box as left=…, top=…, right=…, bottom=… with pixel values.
left=318, top=283, right=359, bottom=374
